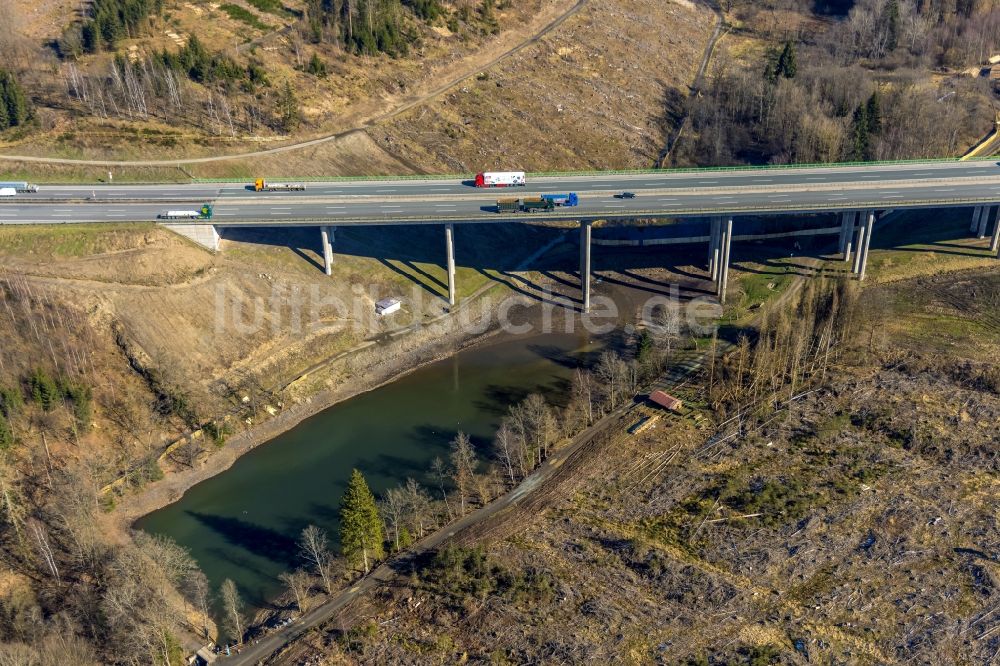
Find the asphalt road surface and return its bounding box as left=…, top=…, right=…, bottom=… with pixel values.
left=1, top=160, right=999, bottom=226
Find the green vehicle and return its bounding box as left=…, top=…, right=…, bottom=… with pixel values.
left=519, top=197, right=555, bottom=212
left=496, top=197, right=556, bottom=213
left=497, top=198, right=519, bottom=213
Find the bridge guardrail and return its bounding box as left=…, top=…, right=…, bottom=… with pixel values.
left=188, top=195, right=1000, bottom=225
left=188, top=156, right=1000, bottom=185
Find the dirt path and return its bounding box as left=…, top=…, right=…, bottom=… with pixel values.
left=656, top=0, right=726, bottom=168
left=222, top=346, right=704, bottom=665
left=0, top=0, right=590, bottom=168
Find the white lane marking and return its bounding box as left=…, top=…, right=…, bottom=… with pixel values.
left=751, top=179, right=773, bottom=183
left=271, top=207, right=292, bottom=210
left=935, top=188, right=954, bottom=192
left=913, top=172, right=932, bottom=176
left=698, top=180, right=718, bottom=184
left=643, top=182, right=662, bottom=186
left=326, top=206, right=345, bottom=209
left=271, top=212, right=291, bottom=215
left=605, top=205, right=626, bottom=208
left=429, top=188, right=451, bottom=191
left=884, top=195, right=905, bottom=199
left=657, top=198, right=678, bottom=201
left=805, top=177, right=825, bottom=181
left=106, top=214, right=126, bottom=217
left=215, top=213, right=235, bottom=216
left=861, top=175, right=881, bottom=179
left=376, top=189, right=396, bottom=193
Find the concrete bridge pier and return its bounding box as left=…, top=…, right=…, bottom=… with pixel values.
left=842, top=211, right=858, bottom=263
left=580, top=220, right=592, bottom=313
left=717, top=217, right=733, bottom=304
left=709, top=217, right=722, bottom=282
left=320, top=226, right=335, bottom=276
left=445, top=223, right=456, bottom=307
left=977, top=205, right=994, bottom=239
left=838, top=211, right=855, bottom=260
left=857, top=210, right=875, bottom=281
left=851, top=215, right=868, bottom=276
left=971, top=206, right=984, bottom=234
left=991, top=208, right=1000, bottom=255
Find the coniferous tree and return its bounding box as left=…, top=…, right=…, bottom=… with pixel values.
left=850, top=102, right=870, bottom=161
left=776, top=42, right=797, bottom=79
left=866, top=91, right=882, bottom=137
left=0, top=70, right=31, bottom=130
left=0, top=414, right=12, bottom=450
left=278, top=80, right=301, bottom=132
left=339, top=469, right=385, bottom=574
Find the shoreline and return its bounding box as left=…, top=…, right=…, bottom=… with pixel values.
left=115, top=295, right=542, bottom=527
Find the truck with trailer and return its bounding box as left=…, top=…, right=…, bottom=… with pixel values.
left=0, top=181, right=39, bottom=193
left=540, top=193, right=578, bottom=207
left=475, top=171, right=526, bottom=187
left=157, top=204, right=214, bottom=220
left=254, top=179, right=306, bottom=192
left=496, top=197, right=559, bottom=213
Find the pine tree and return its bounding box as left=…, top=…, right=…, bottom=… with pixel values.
left=0, top=70, right=30, bottom=130
left=278, top=80, right=301, bottom=133
left=0, top=414, right=12, bottom=451
left=850, top=102, right=870, bottom=161
left=776, top=42, right=797, bottom=79
left=882, top=0, right=900, bottom=53
left=339, top=469, right=385, bottom=574
left=865, top=91, right=882, bottom=136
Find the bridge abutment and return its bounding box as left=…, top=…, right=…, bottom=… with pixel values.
left=159, top=223, right=220, bottom=252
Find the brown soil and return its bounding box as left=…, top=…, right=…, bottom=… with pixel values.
left=369, top=0, right=716, bottom=172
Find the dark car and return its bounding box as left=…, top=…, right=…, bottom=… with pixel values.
left=617, top=191, right=636, bottom=199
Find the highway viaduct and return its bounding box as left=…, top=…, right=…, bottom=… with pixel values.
left=2, top=159, right=1000, bottom=311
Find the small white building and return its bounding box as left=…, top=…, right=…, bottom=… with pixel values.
left=375, top=297, right=402, bottom=316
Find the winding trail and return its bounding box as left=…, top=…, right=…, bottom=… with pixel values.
left=0, top=0, right=590, bottom=168
left=656, top=0, right=726, bottom=168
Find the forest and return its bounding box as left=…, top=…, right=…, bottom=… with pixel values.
left=674, top=0, right=1000, bottom=166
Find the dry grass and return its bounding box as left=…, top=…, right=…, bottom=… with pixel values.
left=369, top=0, right=716, bottom=172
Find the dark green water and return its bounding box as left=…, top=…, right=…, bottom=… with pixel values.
left=135, top=332, right=599, bottom=609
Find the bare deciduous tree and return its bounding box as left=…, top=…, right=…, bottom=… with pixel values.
left=299, top=524, right=336, bottom=594
left=220, top=578, right=245, bottom=645
left=279, top=569, right=312, bottom=613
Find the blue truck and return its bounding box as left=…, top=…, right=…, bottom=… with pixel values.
left=540, top=193, right=579, bottom=207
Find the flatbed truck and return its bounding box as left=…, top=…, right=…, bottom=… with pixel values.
left=0, top=181, right=39, bottom=193
left=158, top=204, right=214, bottom=220
left=254, top=179, right=306, bottom=192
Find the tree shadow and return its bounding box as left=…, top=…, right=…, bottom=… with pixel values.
left=379, top=258, right=445, bottom=300
left=186, top=511, right=301, bottom=568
